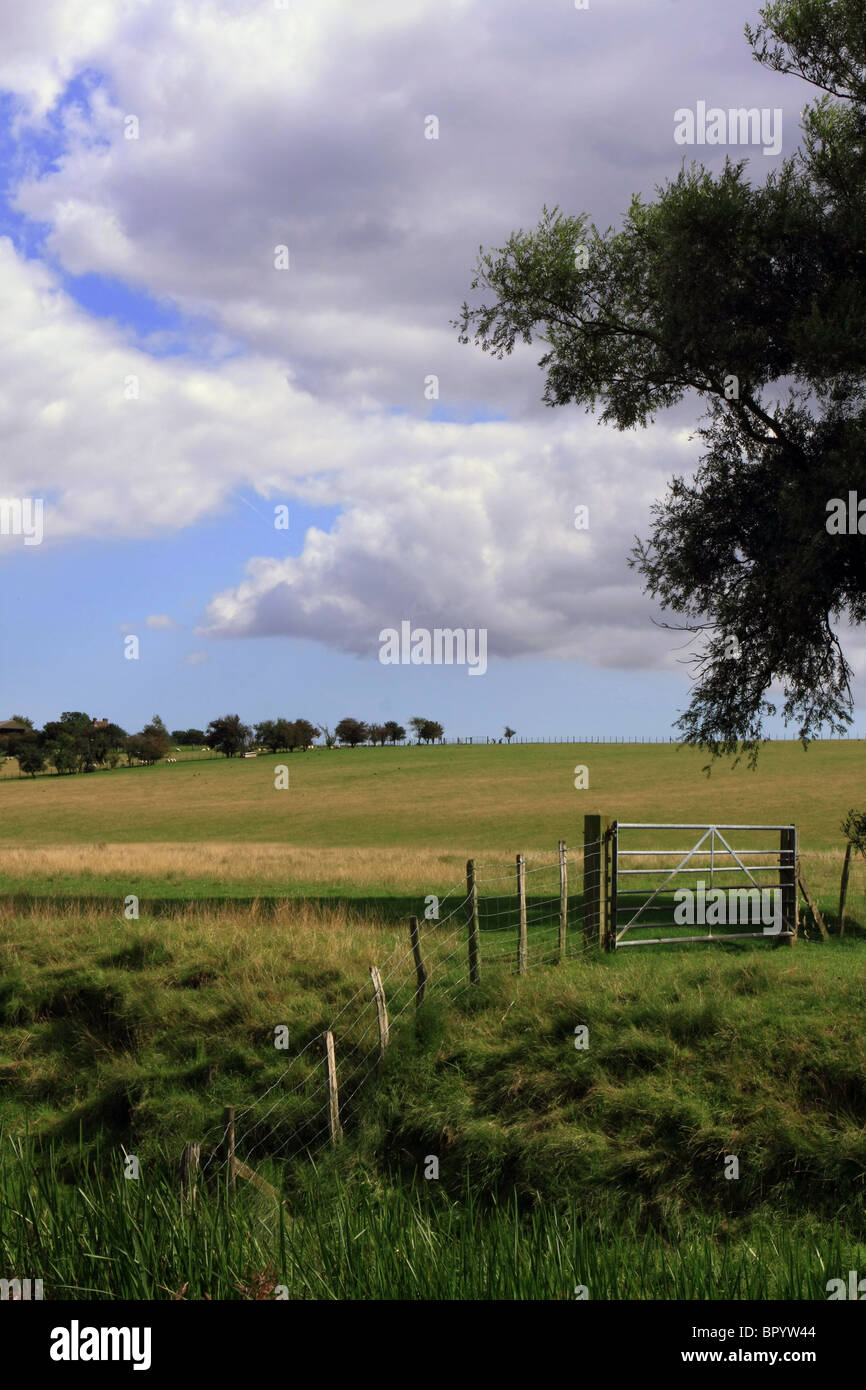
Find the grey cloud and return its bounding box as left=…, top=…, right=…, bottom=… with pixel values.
left=0, top=0, right=819, bottom=675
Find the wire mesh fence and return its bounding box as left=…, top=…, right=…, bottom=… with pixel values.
left=197, top=836, right=601, bottom=1186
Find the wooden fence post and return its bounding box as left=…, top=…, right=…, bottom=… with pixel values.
left=409, top=915, right=428, bottom=1007
left=466, top=859, right=481, bottom=984
left=583, top=815, right=604, bottom=949
left=180, top=1141, right=200, bottom=1207
left=370, top=965, right=389, bottom=1060
left=558, top=840, right=567, bottom=961
left=221, top=1106, right=236, bottom=1191
left=517, top=853, right=527, bottom=975
left=324, top=1030, right=342, bottom=1145
left=839, top=841, right=852, bottom=937
left=798, top=866, right=830, bottom=941
left=781, top=826, right=798, bottom=943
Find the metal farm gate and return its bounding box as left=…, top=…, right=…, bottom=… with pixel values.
left=607, top=822, right=798, bottom=948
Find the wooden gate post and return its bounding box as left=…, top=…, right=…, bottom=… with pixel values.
left=409, top=915, right=428, bottom=1006
left=517, top=853, right=527, bottom=975
left=781, top=826, right=798, bottom=942
left=558, top=840, right=567, bottom=961
left=324, top=1030, right=342, bottom=1145
left=370, top=966, right=389, bottom=1060
left=583, top=815, right=612, bottom=948
left=466, top=859, right=481, bottom=984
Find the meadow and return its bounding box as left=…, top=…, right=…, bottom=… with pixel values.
left=1, top=740, right=865, bottom=1299
left=1, top=739, right=864, bottom=897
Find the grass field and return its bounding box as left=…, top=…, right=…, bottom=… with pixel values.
left=1, top=897, right=865, bottom=1298
left=1, top=741, right=865, bottom=1299
left=3, top=739, right=865, bottom=849
left=1, top=741, right=865, bottom=912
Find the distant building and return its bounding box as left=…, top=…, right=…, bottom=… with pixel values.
left=0, top=719, right=29, bottom=751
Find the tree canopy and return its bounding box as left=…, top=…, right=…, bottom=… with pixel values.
left=335, top=717, right=368, bottom=747
left=205, top=714, right=252, bottom=758
left=456, top=0, right=866, bottom=762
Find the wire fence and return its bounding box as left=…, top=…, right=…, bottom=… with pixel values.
left=196, top=837, right=600, bottom=1187
left=189, top=822, right=866, bottom=1193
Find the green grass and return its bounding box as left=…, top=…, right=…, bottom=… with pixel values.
left=2, top=740, right=865, bottom=850
left=2, top=896, right=865, bottom=1298
left=2, top=742, right=865, bottom=922
left=2, top=740, right=865, bottom=1298
left=2, top=900, right=865, bottom=1219
left=1, top=1147, right=859, bottom=1299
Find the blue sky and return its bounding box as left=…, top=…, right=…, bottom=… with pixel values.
left=0, top=0, right=863, bottom=743
left=0, top=506, right=693, bottom=737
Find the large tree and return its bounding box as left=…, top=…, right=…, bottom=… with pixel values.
left=335, top=717, right=368, bottom=748
left=16, top=744, right=45, bottom=777
left=122, top=715, right=170, bottom=768
left=293, top=718, right=319, bottom=750
left=456, top=0, right=866, bottom=761
left=205, top=714, right=252, bottom=758
left=42, top=712, right=95, bottom=773
left=92, top=722, right=128, bottom=766
left=255, top=718, right=297, bottom=753
left=126, top=733, right=165, bottom=766
left=142, top=715, right=170, bottom=754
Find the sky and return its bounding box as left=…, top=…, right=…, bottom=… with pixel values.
left=0, top=0, right=863, bottom=741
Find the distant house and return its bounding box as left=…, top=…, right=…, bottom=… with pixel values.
left=92, top=718, right=109, bottom=729
left=0, top=719, right=29, bottom=752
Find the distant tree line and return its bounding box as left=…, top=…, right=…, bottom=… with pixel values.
left=327, top=717, right=442, bottom=747
left=0, top=709, right=448, bottom=776
left=0, top=712, right=175, bottom=776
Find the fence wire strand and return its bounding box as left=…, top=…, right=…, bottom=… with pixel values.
left=203, top=838, right=603, bottom=1180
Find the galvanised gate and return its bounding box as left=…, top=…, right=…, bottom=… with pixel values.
left=607, top=822, right=798, bottom=948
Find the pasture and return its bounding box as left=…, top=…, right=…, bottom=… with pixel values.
left=1, top=740, right=865, bottom=1299
left=1, top=739, right=864, bottom=902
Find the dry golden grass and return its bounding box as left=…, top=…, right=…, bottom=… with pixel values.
left=1, top=842, right=861, bottom=918
left=0, top=842, right=474, bottom=892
